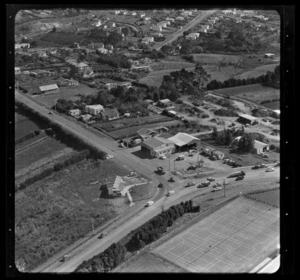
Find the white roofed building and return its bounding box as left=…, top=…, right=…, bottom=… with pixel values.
left=39, top=84, right=59, bottom=94
left=85, top=104, right=105, bottom=115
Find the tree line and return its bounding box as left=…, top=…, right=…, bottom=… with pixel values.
left=75, top=200, right=200, bottom=272
left=15, top=130, right=40, bottom=145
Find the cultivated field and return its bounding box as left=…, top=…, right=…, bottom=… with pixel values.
left=15, top=137, right=69, bottom=172
left=234, top=63, right=279, bottom=80
left=212, top=84, right=280, bottom=105
left=15, top=158, right=131, bottom=271
left=152, top=196, right=279, bottom=273
left=33, top=84, right=99, bottom=107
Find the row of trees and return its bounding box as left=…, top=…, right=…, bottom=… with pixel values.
left=88, top=29, right=123, bottom=47
left=206, top=66, right=280, bottom=90
left=75, top=200, right=200, bottom=272
left=18, top=150, right=90, bottom=191
left=96, top=53, right=132, bottom=69
left=15, top=130, right=40, bottom=145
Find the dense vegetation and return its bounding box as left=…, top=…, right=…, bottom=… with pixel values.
left=75, top=200, right=200, bottom=272
left=96, top=54, right=132, bottom=69
left=15, top=130, right=40, bottom=145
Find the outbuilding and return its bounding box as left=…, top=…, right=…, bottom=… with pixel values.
left=39, top=84, right=59, bottom=94
left=253, top=140, right=269, bottom=154
left=141, top=136, right=175, bottom=157
left=264, top=53, right=275, bottom=58
left=69, top=109, right=81, bottom=116
left=168, top=133, right=200, bottom=151
left=237, top=114, right=258, bottom=126
left=85, top=104, right=105, bottom=115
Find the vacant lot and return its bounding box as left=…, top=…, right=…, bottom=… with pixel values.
left=193, top=53, right=241, bottom=65
left=15, top=137, right=68, bottom=172
left=15, top=158, right=131, bottom=272
left=152, top=196, right=279, bottom=273
left=212, top=84, right=280, bottom=105
left=34, top=84, right=99, bottom=107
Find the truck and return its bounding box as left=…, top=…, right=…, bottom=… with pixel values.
left=227, top=170, right=245, bottom=178
left=156, top=167, right=165, bottom=175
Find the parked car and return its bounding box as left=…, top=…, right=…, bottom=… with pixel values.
left=266, top=167, right=275, bottom=172
left=98, top=232, right=107, bottom=239
left=159, top=155, right=166, bottom=160
left=198, top=181, right=210, bottom=188
left=167, top=190, right=175, bottom=196
left=168, top=177, right=175, bottom=182
left=106, top=154, right=114, bottom=159
left=186, top=181, right=195, bottom=187
left=212, top=186, right=222, bottom=192
left=157, top=183, right=164, bottom=188
left=236, top=176, right=244, bottom=181
left=60, top=254, right=71, bottom=262
left=146, top=201, right=154, bottom=207
left=207, top=177, right=215, bottom=182
left=156, top=167, right=165, bottom=175
left=176, top=155, right=184, bottom=160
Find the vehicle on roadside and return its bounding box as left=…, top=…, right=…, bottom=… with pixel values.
left=207, top=177, right=215, bottom=182
left=223, top=158, right=230, bottom=164
left=176, top=154, right=185, bottom=161
left=198, top=181, right=210, bottom=188
left=48, top=111, right=52, bottom=115
left=168, top=177, right=175, bottom=182
left=128, top=171, right=138, bottom=177
left=60, top=254, right=71, bottom=262
left=146, top=201, right=154, bottom=207
left=212, top=182, right=222, bottom=188
left=106, top=154, right=114, bottom=159
left=236, top=176, right=244, bottom=181
left=266, top=167, right=275, bottom=172
left=192, top=101, right=200, bottom=106
left=98, top=232, right=107, bottom=239
left=157, top=183, right=164, bottom=188
left=159, top=154, right=166, bottom=160
left=228, top=171, right=245, bottom=178
left=212, top=186, right=222, bottom=192
left=186, top=181, right=195, bottom=187
left=252, top=163, right=268, bottom=169
left=156, top=167, right=165, bottom=175
left=167, top=190, right=175, bottom=196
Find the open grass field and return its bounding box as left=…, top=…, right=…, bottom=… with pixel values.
left=33, top=84, right=99, bottom=107
left=152, top=196, right=279, bottom=273
left=15, top=158, right=131, bottom=271
left=261, top=101, right=280, bottom=110
left=15, top=137, right=69, bottom=172
left=212, top=84, right=280, bottom=105
left=234, top=63, right=279, bottom=80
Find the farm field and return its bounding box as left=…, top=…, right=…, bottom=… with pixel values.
left=33, top=84, right=99, bottom=107
left=152, top=196, right=279, bottom=273
left=212, top=84, right=280, bottom=105
left=234, top=63, right=279, bottom=80
left=15, top=158, right=131, bottom=272
left=261, top=101, right=280, bottom=110
left=15, top=136, right=69, bottom=172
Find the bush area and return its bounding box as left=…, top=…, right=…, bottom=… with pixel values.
left=96, top=54, right=132, bottom=69
left=75, top=200, right=200, bottom=272
left=15, top=130, right=40, bottom=145
left=18, top=150, right=90, bottom=191
left=214, top=108, right=238, bottom=117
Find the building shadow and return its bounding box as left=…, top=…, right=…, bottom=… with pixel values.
left=131, top=149, right=154, bottom=159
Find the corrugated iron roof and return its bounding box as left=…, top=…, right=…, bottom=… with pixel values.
left=142, top=136, right=173, bottom=149
left=39, top=84, right=58, bottom=91
left=168, top=133, right=200, bottom=147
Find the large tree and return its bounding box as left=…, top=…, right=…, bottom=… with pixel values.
left=238, top=134, right=255, bottom=153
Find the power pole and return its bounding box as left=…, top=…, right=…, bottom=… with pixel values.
left=223, top=180, right=226, bottom=197
left=91, top=218, right=95, bottom=235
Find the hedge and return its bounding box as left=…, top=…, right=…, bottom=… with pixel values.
left=15, top=130, right=40, bottom=145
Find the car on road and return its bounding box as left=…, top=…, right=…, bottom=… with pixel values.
left=192, top=101, right=200, bottom=106
left=236, top=176, right=244, bottom=181
left=98, top=232, right=107, bottom=239
left=207, top=177, right=215, bottom=182
left=198, top=181, right=210, bottom=188
left=146, top=201, right=154, bottom=207
left=212, top=186, right=222, bottom=192
left=156, top=167, right=165, bottom=175
left=167, top=190, right=175, bottom=196
left=186, top=181, right=195, bottom=187
left=60, top=254, right=71, bottom=262
left=159, top=155, right=166, bottom=160
left=168, top=177, right=175, bottom=182
left=176, top=154, right=185, bottom=161
left=266, top=167, right=275, bottom=172
left=106, top=155, right=114, bottom=159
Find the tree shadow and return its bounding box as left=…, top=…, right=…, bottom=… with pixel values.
left=131, top=149, right=155, bottom=159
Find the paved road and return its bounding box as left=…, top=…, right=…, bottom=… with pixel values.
left=153, top=10, right=219, bottom=50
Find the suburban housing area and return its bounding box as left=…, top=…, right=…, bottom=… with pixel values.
left=14, top=7, right=281, bottom=274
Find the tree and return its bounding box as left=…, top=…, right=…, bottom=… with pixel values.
left=180, top=43, right=192, bottom=55
left=194, top=63, right=210, bottom=91
left=238, top=134, right=254, bottom=153
left=122, top=27, right=130, bottom=36
left=30, top=41, right=38, bottom=48
left=52, top=26, right=57, bottom=32
left=107, top=31, right=123, bottom=46
left=212, top=126, right=219, bottom=139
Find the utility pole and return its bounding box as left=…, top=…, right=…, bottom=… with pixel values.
left=91, top=218, right=95, bottom=235
left=223, top=179, right=226, bottom=197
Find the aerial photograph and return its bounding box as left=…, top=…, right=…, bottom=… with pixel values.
left=14, top=6, right=280, bottom=273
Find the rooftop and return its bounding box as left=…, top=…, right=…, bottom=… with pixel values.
left=143, top=136, right=174, bottom=149
left=39, top=84, right=58, bottom=91
left=254, top=140, right=269, bottom=148
left=168, top=133, right=200, bottom=147
left=238, top=114, right=258, bottom=121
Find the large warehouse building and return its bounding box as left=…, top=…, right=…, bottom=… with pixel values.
left=168, top=133, right=200, bottom=151
left=141, top=136, right=175, bottom=157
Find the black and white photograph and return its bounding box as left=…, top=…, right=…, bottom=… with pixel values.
left=7, top=5, right=295, bottom=275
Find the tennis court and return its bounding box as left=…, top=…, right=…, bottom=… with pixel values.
left=153, top=196, right=279, bottom=273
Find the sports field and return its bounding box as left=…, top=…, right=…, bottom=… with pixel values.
left=152, top=196, right=279, bottom=273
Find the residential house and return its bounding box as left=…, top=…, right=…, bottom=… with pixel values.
left=181, top=11, right=192, bottom=17
left=153, top=32, right=163, bottom=37
left=157, top=99, right=173, bottom=108
left=264, top=53, right=275, bottom=58
left=144, top=17, right=151, bottom=21
left=85, top=104, right=105, bottom=115
left=106, top=44, right=114, bottom=50
left=99, top=79, right=132, bottom=90
left=157, top=22, right=168, bottom=28
left=141, top=37, right=154, bottom=44
left=57, top=78, right=79, bottom=87
left=140, top=13, right=145, bottom=18
left=176, top=16, right=185, bottom=21
left=81, top=114, right=92, bottom=122
left=15, top=67, right=21, bottom=75
left=39, top=84, right=59, bottom=94
left=253, top=140, right=270, bottom=154
left=237, top=114, right=258, bottom=126
left=101, top=108, right=120, bottom=121
left=115, top=10, right=121, bottom=15
left=15, top=43, right=30, bottom=49
left=69, top=109, right=81, bottom=116
left=152, top=25, right=163, bottom=32
left=186, top=34, right=197, bottom=40
left=131, top=12, right=137, bottom=16
left=93, top=20, right=102, bottom=27
left=166, top=17, right=175, bottom=22
left=97, top=47, right=109, bottom=54
left=70, top=42, right=80, bottom=48
left=137, top=128, right=159, bottom=140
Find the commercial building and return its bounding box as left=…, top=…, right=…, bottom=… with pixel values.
left=85, top=104, right=105, bottom=115
left=168, top=133, right=200, bottom=151
left=141, top=136, right=176, bottom=157
left=39, top=84, right=59, bottom=94
left=237, top=114, right=258, bottom=126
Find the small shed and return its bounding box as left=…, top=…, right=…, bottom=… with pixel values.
left=237, top=114, right=258, bottom=126
left=253, top=140, right=269, bottom=154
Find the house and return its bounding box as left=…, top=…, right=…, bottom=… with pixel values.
left=181, top=11, right=192, bottom=17
left=157, top=22, right=168, bottom=28
left=93, top=20, right=102, bottom=27
left=165, top=110, right=177, bottom=117
left=140, top=13, right=145, bottom=18
left=160, top=20, right=171, bottom=26
left=81, top=114, right=92, bottom=122
left=253, top=140, right=269, bottom=154
left=168, top=133, right=200, bottom=151
left=106, top=44, right=114, bottom=50
left=273, top=110, right=280, bottom=117
left=186, top=34, right=198, bottom=40
left=69, top=109, right=81, bottom=116
left=15, top=43, right=30, bottom=49
left=153, top=32, right=163, bottom=37
left=237, top=114, right=258, bottom=126
left=137, top=128, right=159, bottom=140
left=199, top=25, right=209, bottom=33
left=141, top=136, right=176, bottom=157
left=176, top=16, right=185, bottom=21
left=141, top=37, right=154, bottom=44
left=115, top=10, right=121, bottom=14
left=143, top=99, right=154, bottom=105
left=144, top=17, right=151, bottom=21
left=97, top=47, right=109, bottom=54
left=101, top=108, right=119, bottom=121
left=99, top=79, right=132, bottom=90
left=39, top=84, right=59, bottom=94
left=157, top=99, right=173, bottom=108
left=85, top=104, right=105, bottom=115
left=131, top=65, right=150, bottom=72
left=57, top=78, right=79, bottom=87
left=70, top=42, right=80, bottom=48
left=212, top=150, right=224, bottom=160
left=166, top=17, right=175, bottom=22
left=131, top=12, right=137, bottom=16
left=152, top=25, right=163, bottom=32
left=15, top=67, right=21, bottom=75
left=264, top=53, right=275, bottom=58
left=147, top=104, right=162, bottom=114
